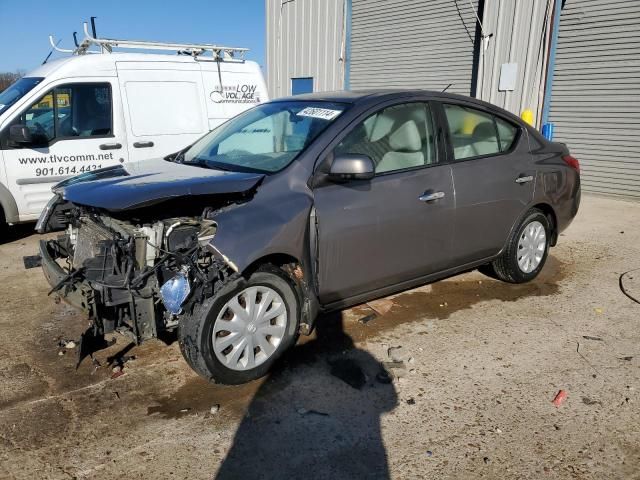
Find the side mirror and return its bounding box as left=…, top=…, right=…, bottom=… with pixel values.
left=328, top=154, right=375, bottom=182
left=9, top=124, right=33, bottom=144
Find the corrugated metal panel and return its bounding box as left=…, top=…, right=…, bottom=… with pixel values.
left=349, top=0, right=480, bottom=96
left=477, top=0, right=553, bottom=125
left=549, top=0, right=640, bottom=198
left=265, top=0, right=345, bottom=98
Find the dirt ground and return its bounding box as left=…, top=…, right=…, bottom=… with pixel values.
left=0, top=194, right=639, bottom=480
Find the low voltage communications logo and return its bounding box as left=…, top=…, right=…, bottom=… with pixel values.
left=210, top=84, right=260, bottom=104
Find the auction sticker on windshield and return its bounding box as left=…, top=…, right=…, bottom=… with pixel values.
left=297, top=107, right=343, bottom=120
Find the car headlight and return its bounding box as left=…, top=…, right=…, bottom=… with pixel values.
left=159, top=271, right=191, bottom=315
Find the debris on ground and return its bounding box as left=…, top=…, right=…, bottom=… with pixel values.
left=22, top=255, right=42, bottom=269
left=328, top=358, right=367, bottom=390
left=426, top=451, right=433, bottom=457
left=111, top=365, right=125, bottom=379
left=582, top=335, right=603, bottom=341
left=358, top=313, right=377, bottom=324
left=495, top=427, right=503, bottom=434
left=387, top=346, right=405, bottom=362
left=620, top=356, right=633, bottom=361
left=594, top=307, right=604, bottom=314
left=210, top=404, right=220, bottom=415
left=64, top=341, right=76, bottom=349
left=297, top=408, right=329, bottom=417
left=552, top=390, right=568, bottom=407
left=383, top=361, right=405, bottom=370
left=483, top=457, right=491, bottom=464
left=376, top=369, right=393, bottom=384
left=582, top=397, right=602, bottom=406
left=406, top=398, right=415, bottom=405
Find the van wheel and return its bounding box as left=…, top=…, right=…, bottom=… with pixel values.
left=178, top=267, right=300, bottom=384
left=484, top=209, right=551, bottom=284
left=0, top=209, right=7, bottom=240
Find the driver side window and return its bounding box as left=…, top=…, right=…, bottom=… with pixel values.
left=334, top=102, right=436, bottom=174
left=11, top=83, right=112, bottom=145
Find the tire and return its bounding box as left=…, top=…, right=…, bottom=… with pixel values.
left=0, top=209, right=7, bottom=242
left=178, top=266, right=300, bottom=384
left=485, top=209, right=551, bottom=284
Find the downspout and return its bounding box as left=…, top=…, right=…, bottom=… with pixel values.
left=541, top=0, right=562, bottom=126
left=343, top=0, right=352, bottom=90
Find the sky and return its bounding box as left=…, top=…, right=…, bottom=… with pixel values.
left=0, top=0, right=266, bottom=73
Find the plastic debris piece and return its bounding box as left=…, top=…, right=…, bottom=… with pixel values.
left=552, top=390, right=568, bottom=407
left=594, top=307, right=604, bottom=314
left=426, top=451, right=433, bottom=457
left=64, top=341, right=76, bottom=349
left=210, top=404, right=220, bottom=414
left=582, top=335, right=603, bottom=341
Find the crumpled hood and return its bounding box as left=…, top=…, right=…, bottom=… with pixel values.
left=56, top=158, right=265, bottom=211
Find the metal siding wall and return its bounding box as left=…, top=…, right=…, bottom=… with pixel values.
left=549, top=0, right=640, bottom=198
left=349, top=0, right=479, bottom=95
left=478, top=0, right=553, bottom=125
left=266, top=0, right=345, bottom=98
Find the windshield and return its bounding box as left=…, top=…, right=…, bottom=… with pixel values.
left=183, top=101, right=348, bottom=173
left=0, top=77, right=44, bottom=116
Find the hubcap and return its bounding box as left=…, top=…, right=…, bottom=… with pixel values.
left=212, top=286, right=287, bottom=371
left=517, top=220, right=547, bottom=273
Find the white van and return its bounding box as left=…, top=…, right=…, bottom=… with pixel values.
left=0, top=27, right=268, bottom=230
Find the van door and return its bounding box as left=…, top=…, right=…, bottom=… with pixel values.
left=0, top=80, right=127, bottom=220
left=200, top=60, right=268, bottom=130
left=116, top=62, right=209, bottom=162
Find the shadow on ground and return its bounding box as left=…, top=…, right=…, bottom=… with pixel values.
left=0, top=223, right=35, bottom=246
left=213, top=311, right=397, bottom=479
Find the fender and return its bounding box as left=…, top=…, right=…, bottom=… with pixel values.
left=0, top=181, right=19, bottom=224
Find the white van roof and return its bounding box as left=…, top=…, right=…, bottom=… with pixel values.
left=27, top=52, right=262, bottom=80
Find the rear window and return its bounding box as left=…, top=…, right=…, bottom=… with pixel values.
left=443, top=104, right=520, bottom=160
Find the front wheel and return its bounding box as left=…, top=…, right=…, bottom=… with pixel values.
left=484, top=209, right=551, bottom=284
left=178, top=267, right=300, bottom=384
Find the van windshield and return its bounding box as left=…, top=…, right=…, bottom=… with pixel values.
left=0, top=77, right=44, bottom=116
left=182, top=101, right=348, bottom=173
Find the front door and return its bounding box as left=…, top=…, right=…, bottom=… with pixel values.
left=440, top=102, right=536, bottom=265
left=0, top=81, right=126, bottom=220
left=313, top=101, right=455, bottom=304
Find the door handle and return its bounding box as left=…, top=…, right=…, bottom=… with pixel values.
left=133, top=141, right=154, bottom=148
left=515, top=175, right=534, bottom=184
left=419, top=191, right=445, bottom=202
left=99, top=143, right=122, bottom=150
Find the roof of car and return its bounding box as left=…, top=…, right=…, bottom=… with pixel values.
left=272, top=89, right=506, bottom=108
left=273, top=89, right=531, bottom=128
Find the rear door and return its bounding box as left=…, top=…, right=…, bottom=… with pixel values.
left=116, top=61, right=209, bottom=162
left=313, top=100, right=455, bottom=304
left=439, top=101, right=535, bottom=265
left=0, top=80, right=126, bottom=220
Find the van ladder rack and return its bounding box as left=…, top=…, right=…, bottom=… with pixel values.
left=49, top=22, right=248, bottom=61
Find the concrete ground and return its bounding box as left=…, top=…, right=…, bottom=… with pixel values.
left=0, top=194, right=639, bottom=480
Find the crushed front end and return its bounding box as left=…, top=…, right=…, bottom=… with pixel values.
left=38, top=195, right=228, bottom=353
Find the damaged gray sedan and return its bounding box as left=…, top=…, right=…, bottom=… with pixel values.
left=36, top=91, right=580, bottom=384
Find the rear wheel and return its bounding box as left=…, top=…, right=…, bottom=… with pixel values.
left=483, top=209, right=551, bottom=284
left=178, top=267, right=300, bottom=384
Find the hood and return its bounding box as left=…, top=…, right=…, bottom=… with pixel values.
left=57, top=158, right=265, bottom=211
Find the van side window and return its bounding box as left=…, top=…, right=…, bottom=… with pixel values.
left=334, top=102, right=436, bottom=174
left=13, top=83, right=112, bottom=144
left=443, top=104, right=500, bottom=160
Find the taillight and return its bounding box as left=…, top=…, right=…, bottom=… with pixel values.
left=562, top=154, right=580, bottom=173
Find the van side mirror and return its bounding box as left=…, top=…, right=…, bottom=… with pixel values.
left=9, top=125, right=33, bottom=144
left=328, top=154, right=375, bottom=182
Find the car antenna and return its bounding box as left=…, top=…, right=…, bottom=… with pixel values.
left=42, top=38, right=62, bottom=64
left=442, top=83, right=453, bottom=93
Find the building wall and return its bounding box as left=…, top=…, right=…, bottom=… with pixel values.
left=349, top=0, right=480, bottom=97
left=266, top=0, right=346, bottom=98
left=548, top=0, right=640, bottom=198
left=478, top=0, right=553, bottom=126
